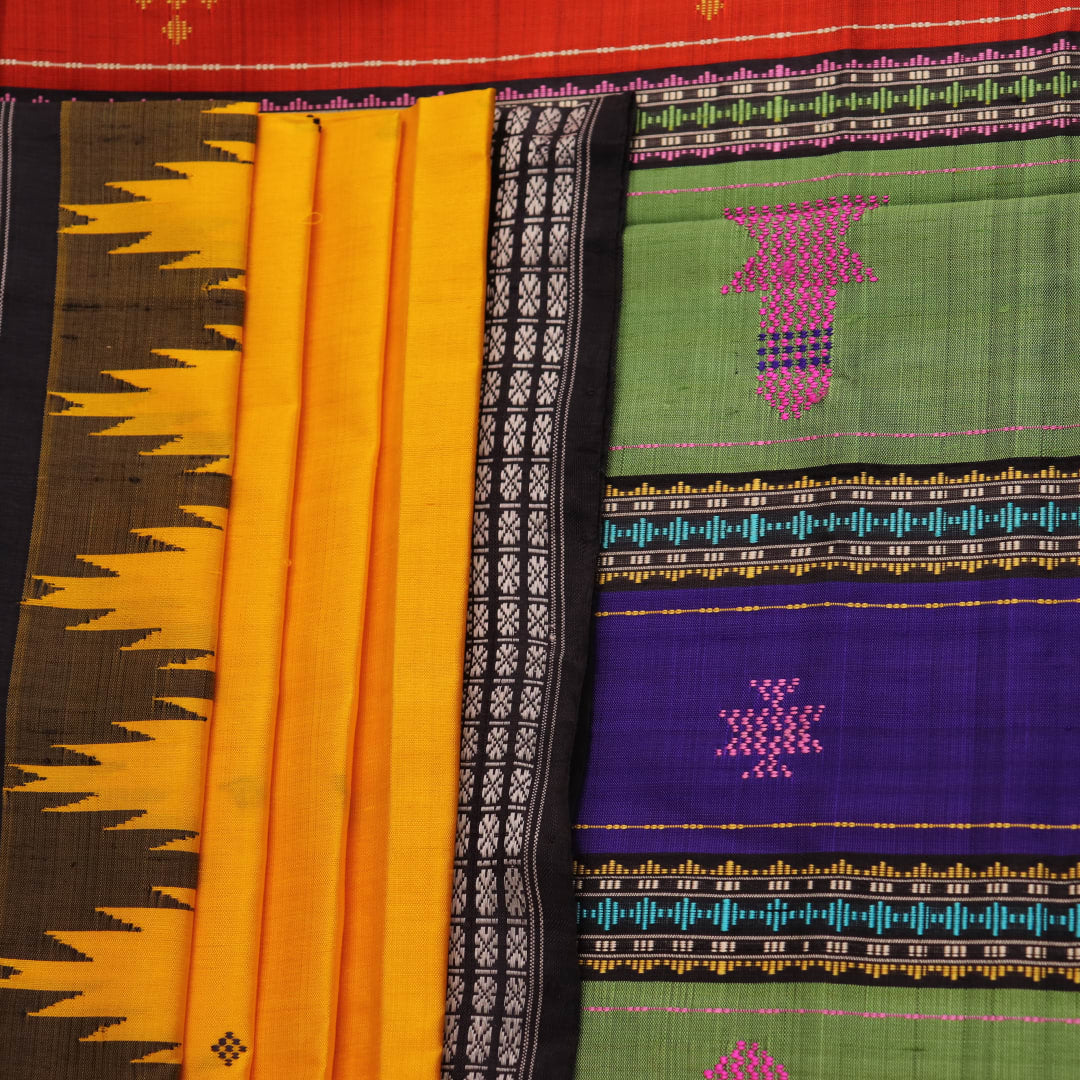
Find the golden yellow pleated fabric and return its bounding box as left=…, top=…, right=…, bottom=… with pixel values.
left=251, top=110, right=402, bottom=1080
left=173, top=91, right=491, bottom=1080
left=334, top=89, right=494, bottom=1080
left=332, top=111, right=413, bottom=1078
left=181, top=113, right=318, bottom=1080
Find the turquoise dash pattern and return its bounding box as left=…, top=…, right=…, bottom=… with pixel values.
left=601, top=502, right=1080, bottom=549
left=577, top=897, right=1080, bottom=938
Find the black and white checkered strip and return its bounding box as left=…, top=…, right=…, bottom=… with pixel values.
left=443, top=99, right=598, bottom=1080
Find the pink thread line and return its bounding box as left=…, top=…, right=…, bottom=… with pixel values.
left=583, top=1006, right=1080, bottom=1025
left=629, top=157, right=1080, bottom=197
left=610, top=423, right=1080, bottom=452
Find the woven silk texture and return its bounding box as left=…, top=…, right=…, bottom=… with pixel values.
left=571, top=22, right=1080, bottom=1080
left=0, top=88, right=632, bottom=1080
left=0, top=92, right=499, bottom=1079
left=2, top=2, right=1080, bottom=1080
left=1, top=1, right=1077, bottom=91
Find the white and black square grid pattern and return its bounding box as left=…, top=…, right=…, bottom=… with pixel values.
left=443, top=99, right=599, bottom=1080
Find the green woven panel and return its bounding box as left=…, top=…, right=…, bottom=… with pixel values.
left=578, top=981, right=1080, bottom=1079
left=609, top=135, right=1080, bottom=476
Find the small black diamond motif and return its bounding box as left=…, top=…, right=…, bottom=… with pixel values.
left=210, top=1032, right=248, bottom=1067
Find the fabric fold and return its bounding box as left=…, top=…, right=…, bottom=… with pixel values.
left=0, top=101, right=61, bottom=807
left=181, top=112, right=318, bottom=1080
left=335, top=88, right=494, bottom=1080
left=250, top=92, right=492, bottom=1080
left=252, top=108, right=402, bottom=1080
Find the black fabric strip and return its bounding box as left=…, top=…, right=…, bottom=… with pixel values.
left=572, top=850, right=1080, bottom=874
left=442, top=95, right=633, bottom=1080
left=531, top=92, right=633, bottom=1080
left=0, top=102, right=60, bottom=836
left=574, top=851, right=1080, bottom=991
left=604, top=456, right=1080, bottom=491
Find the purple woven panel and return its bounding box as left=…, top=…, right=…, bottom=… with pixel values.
left=576, top=577, right=1080, bottom=855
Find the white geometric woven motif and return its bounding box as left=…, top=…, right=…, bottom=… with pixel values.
left=443, top=99, right=595, bottom=1080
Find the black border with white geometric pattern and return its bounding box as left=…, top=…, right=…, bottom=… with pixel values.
left=442, top=94, right=631, bottom=1080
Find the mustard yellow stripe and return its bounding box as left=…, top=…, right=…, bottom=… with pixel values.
left=1, top=896, right=197, bottom=1064
left=336, top=89, right=494, bottom=1080
left=181, top=113, right=318, bottom=1080
left=604, top=462, right=1080, bottom=498
left=579, top=956, right=1080, bottom=983
left=573, top=858, right=1080, bottom=879
left=251, top=111, right=403, bottom=1080
left=597, top=557, right=1080, bottom=585
left=62, top=156, right=254, bottom=272
left=595, top=597, right=1080, bottom=617
left=334, top=106, right=414, bottom=1080
left=382, top=90, right=493, bottom=1080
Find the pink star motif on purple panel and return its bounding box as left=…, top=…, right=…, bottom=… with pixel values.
left=721, top=194, right=887, bottom=420
left=718, top=677, right=823, bottom=779
left=704, top=1041, right=790, bottom=1080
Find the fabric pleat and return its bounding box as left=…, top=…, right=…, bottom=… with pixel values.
left=0, top=86, right=511, bottom=1080
left=0, top=101, right=61, bottom=812
left=0, top=100, right=255, bottom=1078
left=334, top=89, right=494, bottom=1080
left=251, top=109, right=402, bottom=1080
left=181, top=112, right=318, bottom=1080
